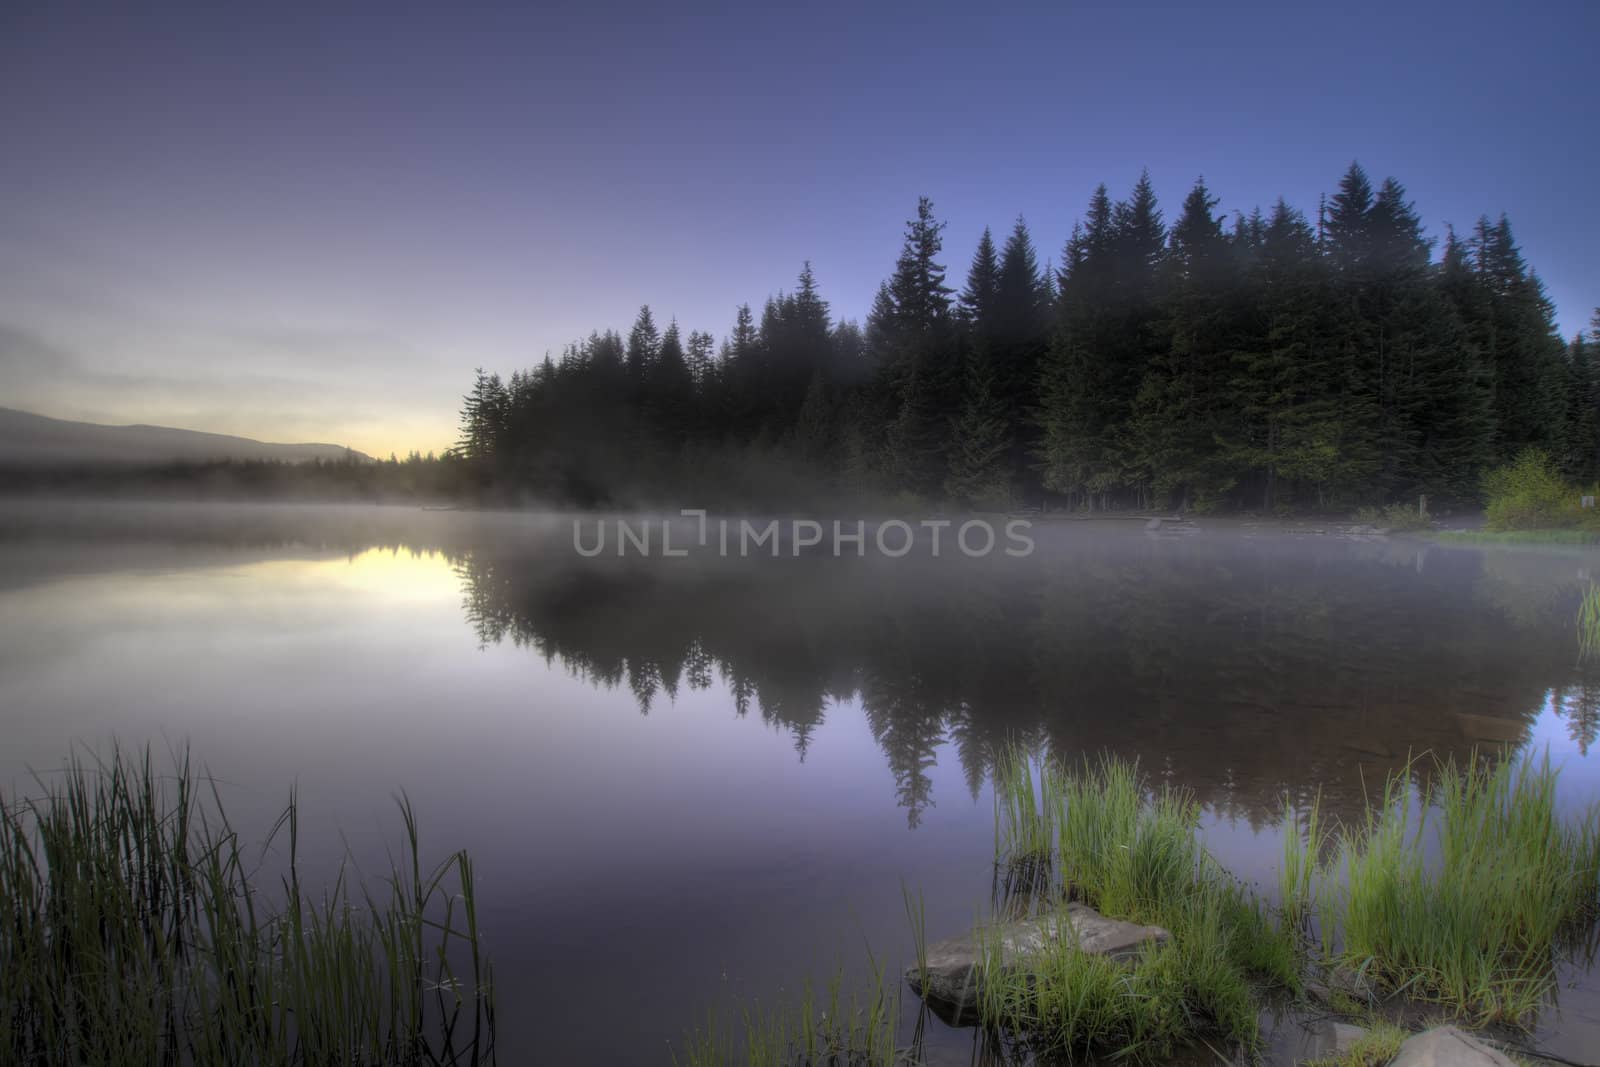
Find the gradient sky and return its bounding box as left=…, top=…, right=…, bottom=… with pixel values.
left=2, top=1, right=1596, bottom=458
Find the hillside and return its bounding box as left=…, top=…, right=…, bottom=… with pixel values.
left=0, top=407, right=370, bottom=467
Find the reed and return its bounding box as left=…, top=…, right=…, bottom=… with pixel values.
left=981, top=750, right=1301, bottom=1059
left=1324, top=751, right=1600, bottom=1026
left=1579, top=581, right=1600, bottom=660
left=0, top=745, right=494, bottom=1066
left=674, top=963, right=900, bottom=1067
left=992, top=747, right=1060, bottom=907
left=1279, top=792, right=1327, bottom=929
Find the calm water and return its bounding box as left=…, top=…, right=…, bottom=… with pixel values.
left=3, top=500, right=1600, bottom=1063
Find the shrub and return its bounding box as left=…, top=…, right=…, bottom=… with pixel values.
left=1381, top=501, right=1432, bottom=531
left=1350, top=502, right=1432, bottom=531
left=1483, top=449, right=1580, bottom=530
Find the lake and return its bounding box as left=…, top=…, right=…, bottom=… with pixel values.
left=3, top=500, right=1599, bottom=1063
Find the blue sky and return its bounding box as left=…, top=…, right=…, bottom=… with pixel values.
left=2, top=1, right=1595, bottom=456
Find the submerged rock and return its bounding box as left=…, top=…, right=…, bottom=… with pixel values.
left=905, top=903, right=1170, bottom=1014
left=1390, top=1026, right=1515, bottom=1067
left=1320, top=1021, right=1370, bottom=1054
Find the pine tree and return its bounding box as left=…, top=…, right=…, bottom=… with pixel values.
left=1225, top=199, right=1328, bottom=508
left=1323, top=162, right=1375, bottom=275
left=1394, top=228, right=1495, bottom=501
left=1563, top=331, right=1599, bottom=483
left=944, top=347, right=1012, bottom=507
left=685, top=329, right=716, bottom=390
left=650, top=319, right=694, bottom=444
left=1112, top=168, right=1166, bottom=301
left=991, top=217, right=1050, bottom=501
left=1128, top=178, right=1235, bottom=508
left=1313, top=163, right=1388, bottom=502
left=625, top=304, right=661, bottom=429
left=870, top=197, right=957, bottom=496
left=958, top=228, right=1002, bottom=342
left=1037, top=185, right=1126, bottom=507
left=1464, top=216, right=1572, bottom=459
left=456, top=367, right=509, bottom=462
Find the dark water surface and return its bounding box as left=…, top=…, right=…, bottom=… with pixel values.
left=3, top=500, right=1600, bottom=1063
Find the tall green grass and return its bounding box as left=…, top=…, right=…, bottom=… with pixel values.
left=982, top=750, right=1301, bottom=1060
left=1279, top=793, right=1327, bottom=930
left=1580, top=582, right=1600, bottom=660
left=673, top=961, right=901, bottom=1067
left=687, top=748, right=1600, bottom=1063
left=0, top=746, right=494, bottom=1066
left=1322, top=752, right=1600, bottom=1026
left=992, top=749, right=1060, bottom=910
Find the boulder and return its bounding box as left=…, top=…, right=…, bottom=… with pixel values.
left=905, top=903, right=1169, bottom=1014
left=1322, top=1021, right=1371, bottom=1054
left=1390, top=1026, right=1516, bottom=1067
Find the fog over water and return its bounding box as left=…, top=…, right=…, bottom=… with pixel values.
left=3, top=500, right=1600, bottom=1061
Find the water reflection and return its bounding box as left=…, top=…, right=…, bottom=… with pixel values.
left=5, top=502, right=1600, bottom=1060
left=446, top=523, right=1599, bottom=829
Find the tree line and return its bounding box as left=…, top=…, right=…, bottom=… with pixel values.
left=458, top=163, right=1597, bottom=512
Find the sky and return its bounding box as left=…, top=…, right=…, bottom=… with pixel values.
left=2, top=1, right=1597, bottom=459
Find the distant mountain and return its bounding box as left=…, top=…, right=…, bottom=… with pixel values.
left=0, top=407, right=371, bottom=467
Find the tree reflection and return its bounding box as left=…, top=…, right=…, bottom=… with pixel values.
left=441, top=532, right=1584, bottom=827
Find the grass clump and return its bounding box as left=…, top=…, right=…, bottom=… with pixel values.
left=673, top=964, right=901, bottom=1067
left=1581, top=582, right=1600, bottom=660
left=1302, top=1020, right=1408, bottom=1067
left=1279, top=794, right=1327, bottom=930
left=977, top=932, right=1180, bottom=1062
left=1321, top=751, right=1600, bottom=1027
left=983, top=751, right=1301, bottom=1060
left=992, top=750, right=1061, bottom=906
left=0, top=745, right=494, bottom=1066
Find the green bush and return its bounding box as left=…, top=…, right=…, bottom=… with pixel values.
left=1350, top=502, right=1432, bottom=531
left=1483, top=449, right=1581, bottom=530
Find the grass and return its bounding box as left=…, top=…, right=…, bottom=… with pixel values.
left=978, top=751, right=1302, bottom=1062
left=1431, top=528, right=1600, bottom=545
left=0, top=745, right=494, bottom=1066
left=682, top=748, right=1600, bottom=1063
left=1279, top=793, right=1327, bottom=929
left=672, top=962, right=901, bottom=1067
left=992, top=749, right=1063, bottom=908
left=1302, top=1020, right=1408, bottom=1067
left=1319, top=751, right=1600, bottom=1027
left=1580, top=582, right=1600, bottom=660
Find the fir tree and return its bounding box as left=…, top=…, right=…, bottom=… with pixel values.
left=870, top=197, right=957, bottom=495
left=958, top=227, right=1002, bottom=341
left=992, top=217, right=1050, bottom=501
left=944, top=347, right=1012, bottom=507
left=1129, top=178, right=1235, bottom=508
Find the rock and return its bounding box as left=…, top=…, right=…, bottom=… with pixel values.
left=905, top=903, right=1170, bottom=1014
left=1312, top=1023, right=1376, bottom=1062
left=1325, top=1021, right=1370, bottom=1053
left=1390, top=1026, right=1516, bottom=1067
left=1455, top=712, right=1527, bottom=745
left=1145, top=517, right=1164, bottom=531
left=1303, top=962, right=1380, bottom=1007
